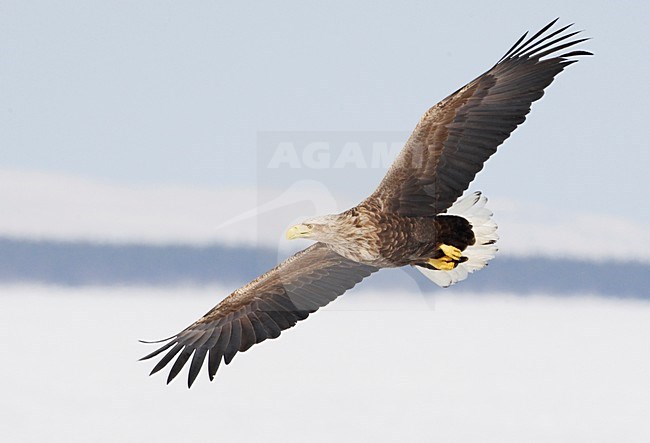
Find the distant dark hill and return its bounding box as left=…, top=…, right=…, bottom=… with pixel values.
left=0, top=237, right=647, bottom=299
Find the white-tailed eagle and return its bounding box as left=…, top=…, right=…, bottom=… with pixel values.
left=141, top=19, right=591, bottom=387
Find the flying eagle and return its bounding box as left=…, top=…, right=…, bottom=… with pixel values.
left=142, top=19, right=590, bottom=387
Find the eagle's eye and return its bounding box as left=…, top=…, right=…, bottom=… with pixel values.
left=306, top=223, right=314, bottom=229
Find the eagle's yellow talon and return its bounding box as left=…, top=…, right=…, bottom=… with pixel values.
left=426, top=244, right=463, bottom=270
left=440, top=244, right=462, bottom=261
left=427, top=257, right=456, bottom=271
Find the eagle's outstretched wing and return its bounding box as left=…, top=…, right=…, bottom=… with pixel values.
left=141, top=243, right=377, bottom=387
left=367, top=19, right=591, bottom=216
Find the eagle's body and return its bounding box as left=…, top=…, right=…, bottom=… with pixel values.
left=141, top=20, right=591, bottom=387
left=310, top=203, right=475, bottom=267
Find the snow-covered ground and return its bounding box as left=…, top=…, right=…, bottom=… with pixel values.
left=1, top=285, right=649, bottom=442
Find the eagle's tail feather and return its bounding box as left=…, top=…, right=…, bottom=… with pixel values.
left=416, top=192, right=498, bottom=287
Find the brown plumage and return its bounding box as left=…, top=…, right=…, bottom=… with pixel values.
left=141, top=19, right=591, bottom=387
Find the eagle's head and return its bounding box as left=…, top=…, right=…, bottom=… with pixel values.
left=285, top=214, right=341, bottom=243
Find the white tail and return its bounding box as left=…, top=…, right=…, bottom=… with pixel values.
left=416, top=192, right=498, bottom=287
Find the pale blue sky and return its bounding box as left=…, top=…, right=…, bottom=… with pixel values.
left=1, top=1, right=649, bottom=222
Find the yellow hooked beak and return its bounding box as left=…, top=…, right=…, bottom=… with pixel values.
left=286, top=224, right=312, bottom=240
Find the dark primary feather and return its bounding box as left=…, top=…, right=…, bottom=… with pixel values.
left=367, top=20, right=591, bottom=216
left=141, top=243, right=377, bottom=387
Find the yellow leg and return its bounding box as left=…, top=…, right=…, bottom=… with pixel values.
left=440, top=244, right=462, bottom=260
left=427, top=257, right=455, bottom=271
left=427, top=244, right=463, bottom=271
